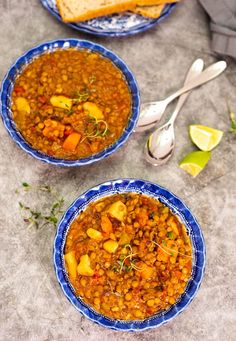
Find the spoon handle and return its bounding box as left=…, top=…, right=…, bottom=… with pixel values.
left=168, top=59, right=204, bottom=124
left=166, top=61, right=227, bottom=106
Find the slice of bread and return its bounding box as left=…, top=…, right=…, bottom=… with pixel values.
left=132, top=4, right=165, bottom=18
left=56, top=0, right=137, bottom=23
left=136, top=0, right=178, bottom=5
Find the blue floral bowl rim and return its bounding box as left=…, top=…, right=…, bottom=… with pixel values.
left=0, top=39, right=140, bottom=167
left=40, top=1, right=176, bottom=37
left=53, top=178, right=206, bottom=332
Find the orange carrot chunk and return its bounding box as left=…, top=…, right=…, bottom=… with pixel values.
left=101, top=215, right=113, bottom=235
left=63, top=132, right=81, bottom=152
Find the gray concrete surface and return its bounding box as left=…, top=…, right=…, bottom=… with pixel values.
left=0, top=0, right=236, bottom=340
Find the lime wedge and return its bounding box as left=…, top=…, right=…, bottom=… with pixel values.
left=189, top=125, right=223, bottom=151
left=179, top=151, right=211, bottom=177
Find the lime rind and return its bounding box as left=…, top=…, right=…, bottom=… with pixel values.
left=189, top=125, right=223, bottom=151
left=179, top=150, right=211, bottom=177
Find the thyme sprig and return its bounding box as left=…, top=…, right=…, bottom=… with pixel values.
left=227, top=100, right=236, bottom=134
left=74, top=90, right=90, bottom=103
left=72, top=75, right=96, bottom=103
left=64, top=103, right=74, bottom=115
left=88, top=75, right=97, bottom=85
left=17, top=182, right=52, bottom=193
left=17, top=182, right=65, bottom=229
left=80, top=115, right=109, bottom=143
left=151, top=240, right=192, bottom=258
left=112, top=244, right=142, bottom=273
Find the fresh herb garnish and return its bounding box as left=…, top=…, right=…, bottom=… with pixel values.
left=74, top=89, right=90, bottom=103
left=88, top=75, right=97, bottom=85
left=111, top=264, right=119, bottom=273
left=22, top=182, right=30, bottom=189
left=227, top=100, right=236, bottom=134
left=162, top=240, right=167, bottom=247
left=149, top=212, right=155, bottom=219
left=64, top=103, right=74, bottom=115
left=151, top=240, right=192, bottom=258
left=80, top=115, right=109, bottom=143
left=167, top=232, right=174, bottom=239
left=112, top=244, right=142, bottom=273
left=17, top=183, right=65, bottom=229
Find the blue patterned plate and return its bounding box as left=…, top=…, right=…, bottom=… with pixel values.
left=40, top=0, right=177, bottom=37
left=0, top=39, right=140, bottom=166
left=54, top=178, right=206, bottom=331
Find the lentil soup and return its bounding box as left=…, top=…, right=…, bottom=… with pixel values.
left=11, top=49, right=131, bottom=159
left=65, top=193, right=193, bottom=320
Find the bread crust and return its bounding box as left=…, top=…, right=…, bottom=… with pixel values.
left=132, top=4, right=165, bottom=18
left=136, top=0, right=178, bottom=5
left=57, top=0, right=137, bottom=23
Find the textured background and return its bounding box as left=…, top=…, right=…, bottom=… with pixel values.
left=0, top=0, right=236, bottom=340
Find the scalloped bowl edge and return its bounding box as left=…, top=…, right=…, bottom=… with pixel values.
left=0, top=39, right=140, bottom=167
left=53, top=178, right=206, bottom=331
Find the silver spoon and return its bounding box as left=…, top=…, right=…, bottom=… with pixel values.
left=136, top=60, right=227, bottom=132
left=144, top=59, right=204, bottom=166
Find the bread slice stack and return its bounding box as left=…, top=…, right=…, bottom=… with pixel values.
left=133, top=0, right=178, bottom=18
left=56, top=0, right=179, bottom=22
left=137, top=0, right=177, bottom=5
left=57, top=0, right=136, bottom=23
left=132, top=4, right=165, bottom=18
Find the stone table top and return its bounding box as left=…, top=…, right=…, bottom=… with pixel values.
left=0, top=0, right=236, bottom=340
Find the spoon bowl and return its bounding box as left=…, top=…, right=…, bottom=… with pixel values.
left=145, top=123, right=175, bottom=166
left=136, top=100, right=167, bottom=132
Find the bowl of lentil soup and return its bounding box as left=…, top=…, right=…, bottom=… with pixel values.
left=54, top=179, right=205, bottom=331
left=0, top=39, right=139, bottom=166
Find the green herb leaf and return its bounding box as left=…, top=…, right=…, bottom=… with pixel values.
left=17, top=183, right=65, bottom=230
left=227, top=99, right=236, bottom=133
left=162, top=240, right=167, bottom=247
left=167, top=232, right=174, bottom=240
left=19, top=202, right=24, bottom=209
left=88, top=75, right=97, bottom=84
left=149, top=212, right=155, bottom=219
left=74, top=90, right=90, bottom=103
left=111, top=265, right=119, bottom=273
left=22, top=182, right=30, bottom=188
left=112, top=244, right=142, bottom=273
left=81, top=116, right=109, bottom=142
left=64, top=104, right=74, bottom=115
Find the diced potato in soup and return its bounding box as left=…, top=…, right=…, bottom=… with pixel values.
left=77, top=254, right=94, bottom=276
left=87, top=228, right=103, bottom=240
left=83, top=102, right=104, bottom=119
left=103, top=240, right=119, bottom=253
left=15, top=97, right=31, bottom=114
left=64, top=251, right=77, bottom=280
left=50, top=95, right=73, bottom=110
left=107, top=201, right=127, bottom=222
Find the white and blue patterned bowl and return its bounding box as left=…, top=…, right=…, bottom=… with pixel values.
left=54, top=178, right=206, bottom=331
left=0, top=39, right=140, bottom=167
left=40, top=0, right=177, bottom=37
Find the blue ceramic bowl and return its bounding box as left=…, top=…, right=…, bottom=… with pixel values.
left=0, top=39, right=140, bottom=167
left=40, top=0, right=177, bottom=37
left=54, top=179, right=206, bottom=331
